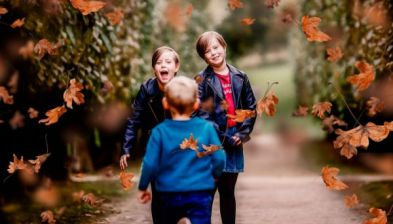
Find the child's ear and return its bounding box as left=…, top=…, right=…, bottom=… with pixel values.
left=193, top=99, right=200, bottom=110
left=162, top=97, right=170, bottom=110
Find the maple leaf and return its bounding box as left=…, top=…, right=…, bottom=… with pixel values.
left=63, top=78, right=85, bottom=109
left=70, top=0, right=106, bottom=15
left=301, top=16, right=331, bottom=42
left=0, top=7, right=8, bottom=15
left=321, top=166, right=348, bottom=190
left=228, top=0, right=244, bottom=10
left=326, top=47, right=343, bottom=63
left=195, top=144, right=222, bottom=158
left=9, top=111, right=25, bottom=130
left=292, top=105, right=308, bottom=117
left=82, top=193, right=104, bottom=207
left=364, top=207, right=387, bottom=224
left=28, top=153, right=51, bottom=173
left=265, top=0, right=280, bottom=8
left=322, top=115, right=347, bottom=133
left=10, top=18, right=25, bottom=29
left=34, top=39, right=62, bottom=60
left=193, top=74, right=204, bottom=84
left=347, top=61, right=375, bottom=91
left=256, top=91, right=279, bottom=116
left=385, top=121, right=393, bottom=131
left=105, top=8, right=124, bottom=25
left=366, top=97, right=384, bottom=117
left=119, top=171, right=134, bottom=191
left=41, top=210, right=56, bottom=224
left=185, top=4, right=193, bottom=16
left=0, top=86, right=14, bottom=104
left=8, top=154, right=28, bottom=174
left=180, top=133, right=198, bottom=151
left=39, top=106, right=67, bottom=126
left=28, top=107, right=39, bottom=119
left=19, top=40, right=35, bottom=59
left=227, top=109, right=256, bottom=122
left=311, top=101, right=332, bottom=119
left=241, top=18, right=255, bottom=26
left=344, top=194, right=359, bottom=208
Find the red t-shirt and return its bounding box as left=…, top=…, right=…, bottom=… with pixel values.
left=215, top=73, right=236, bottom=127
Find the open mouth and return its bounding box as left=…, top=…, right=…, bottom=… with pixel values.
left=160, top=70, right=169, bottom=76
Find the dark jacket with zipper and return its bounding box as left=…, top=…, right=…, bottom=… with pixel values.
left=122, top=78, right=169, bottom=155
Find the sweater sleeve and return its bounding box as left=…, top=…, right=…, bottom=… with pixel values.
left=138, top=128, right=161, bottom=190
left=208, top=124, right=226, bottom=178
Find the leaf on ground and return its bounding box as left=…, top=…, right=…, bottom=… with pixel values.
left=326, top=47, right=343, bottom=63
left=241, top=18, right=255, bottom=26
left=41, top=210, right=56, bottom=224
left=227, top=109, right=256, bottom=122
left=301, top=16, right=331, bottom=42
left=63, top=78, right=85, bottom=109
left=366, top=97, right=384, bottom=117
left=105, top=8, right=124, bottom=25
left=0, top=86, right=14, bottom=104
left=321, top=166, right=348, bottom=190
left=119, top=171, right=135, bottom=191
left=347, top=61, right=375, bottom=91
left=82, top=193, right=104, bottom=207
left=38, top=106, right=67, bottom=126
left=292, top=105, right=308, bottom=117
left=70, top=0, right=106, bottom=15
left=228, top=0, right=244, bottom=10
left=256, top=91, right=279, bottom=116
left=180, top=133, right=198, bottom=151
left=7, top=154, right=28, bottom=174
left=344, top=194, right=359, bottom=208
left=364, top=207, right=387, bottom=224
left=10, top=18, right=25, bottom=28
left=28, top=153, right=51, bottom=173
left=311, top=101, right=332, bottom=119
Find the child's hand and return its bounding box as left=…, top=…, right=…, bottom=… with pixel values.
left=119, top=154, right=130, bottom=170
left=138, top=190, right=152, bottom=204
left=231, top=136, right=242, bottom=146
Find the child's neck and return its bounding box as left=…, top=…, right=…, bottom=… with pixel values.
left=212, top=61, right=228, bottom=75
left=170, top=110, right=191, bottom=120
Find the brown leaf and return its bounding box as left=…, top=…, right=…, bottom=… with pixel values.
left=322, top=115, right=347, bottom=133
left=119, top=171, right=134, bottom=191
left=241, top=18, right=255, bottom=26
left=321, top=166, right=348, bottom=190
left=72, top=190, right=85, bottom=203
left=227, top=109, right=256, bottom=122
left=326, top=47, right=343, bottom=63
left=34, top=179, right=59, bottom=207
left=366, top=97, right=384, bottom=117
left=82, top=193, right=104, bottom=207
left=256, top=91, right=279, bottom=116
left=9, top=111, right=25, bottom=130
left=105, top=9, right=124, bottom=25
left=28, top=107, right=39, bottom=119
left=7, top=154, right=28, bottom=174
left=185, top=4, right=193, bottom=16
left=63, top=78, right=85, bottom=109
left=41, top=210, right=56, bottom=224
left=265, top=0, right=280, bottom=8
left=228, top=0, right=244, bottom=10
left=364, top=207, right=387, bottom=224
left=347, top=61, right=375, bottom=91
left=34, top=39, right=62, bottom=60
left=165, top=3, right=187, bottom=32
left=292, top=105, right=308, bottom=117
left=38, top=106, right=67, bottom=126
left=70, top=0, right=106, bottom=15
left=195, top=144, right=222, bottom=158
left=384, top=121, right=393, bottom=131
left=344, top=194, right=359, bottom=208
left=311, top=101, right=332, bottom=119
left=180, top=133, right=198, bottom=151
left=0, top=86, right=14, bottom=104
left=0, top=7, right=8, bottom=15
left=28, top=153, right=51, bottom=173
left=301, top=16, right=331, bottom=42
left=10, top=18, right=25, bottom=29
left=193, top=74, right=204, bottom=84
left=19, top=40, right=35, bottom=59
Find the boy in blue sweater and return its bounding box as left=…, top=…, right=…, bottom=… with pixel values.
left=138, top=76, right=226, bottom=224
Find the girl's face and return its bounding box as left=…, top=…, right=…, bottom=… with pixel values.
left=153, top=51, right=179, bottom=87
left=204, top=38, right=226, bottom=68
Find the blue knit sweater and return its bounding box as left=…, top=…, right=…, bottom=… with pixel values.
left=138, top=117, right=226, bottom=192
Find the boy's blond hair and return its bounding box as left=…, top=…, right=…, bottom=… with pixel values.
left=164, top=76, right=198, bottom=114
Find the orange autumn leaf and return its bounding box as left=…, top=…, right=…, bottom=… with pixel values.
left=82, top=193, right=104, bottom=207
left=326, top=47, right=343, bottom=63
left=63, top=78, right=85, bottom=109
left=301, top=16, right=331, bottom=42
left=39, top=106, right=67, bottom=126
left=321, top=166, right=348, bottom=190
left=180, top=133, right=198, bottom=151
left=72, top=190, right=85, bottom=203
left=311, top=101, right=332, bottom=119
left=193, top=74, right=204, bottom=84
left=227, top=109, right=256, bottom=122
left=7, top=154, right=28, bottom=174
left=165, top=3, right=187, bottom=32
left=28, top=107, right=39, bottom=119
left=119, top=171, right=134, bottom=191
left=256, top=91, right=279, bottom=117
left=28, top=153, right=51, bottom=173
left=228, top=0, right=244, bottom=10
left=344, top=194, right=359, bottom=208
left=34, top=39, right=62, bottom=60
left=347, top=61, right=375, bottom=91
left=0, top=7, right=8, bottom=15
left=0, top=86, right=14, bottom=104
left=19, top=40, right=35, bottom=59
left=41, top=210, right=56, bottom=224
left=322, top=115, right=347, bottom=133
left=105, top=8, right=124, bottom=25
left=292, top=105, right=308, bottom=117
left=366, top=97, right=384, bottom=117
left=185, top=4, right=193, bottom=16
left=70, top=0, right=106, bottom=15
left=241, top=18, right=255, bottom=26
left=384, top=121, right=393, bottom=131
left=265, top=0, right=280, bottom=8
left=364, top=207, right=387, bottom=224
left=10, top=18, right=25, bottom=28
left=195, top=144, right=222, bottom=158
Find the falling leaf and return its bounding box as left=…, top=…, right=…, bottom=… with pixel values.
left=301, top=16, right=331, bottom=42
left=105, top=8, right=124, bottom=25
left=0, top=7, right=8, bottom=15
left=321, top=166, right=348, bottom=190
left=193, top=74, right=203, bottom=84
left=364, top=207, right=387, bottom=224
left=366, top=97, right=384, bottom=117
left=347, top=61, right=375, bottom=91
left=256, top=91, right=279, bottom=116
left=292, top=105, right=308, bottom=117
left=34, top=39, right=62, bottom=60
left=63, top=78, right=85, bottom=109
left=0, top=86, right=14, bottom=104
left=34, top=180, right=60, bottom=207
left=265, top=0, right=280, bottom=8
left=228, top=0, right=244, bottom=10
left=38, top=105, right=67, bottom=126
left=165, top=3, right=187, bottom=32
left=70, top=0, right=106, bottom=15
left=119, top=171, right=134, bottom=191
left=180, top=133, right=198, bottom=151
left=28, top=153, right=51, bottom=173
left=19, top=40, right=34, bottom=59
left=322, top=115, right=347, bottom=133
left=10, top=18, right=25, bottom=28
left=41, top=210, right=56, bottom=224
left=327, top=47, right=343, bottom=63
left=9, top=111, right=25, bottom=130
left=185, top=4, right=193, bottom=16
left=241, top=18, right=255, bottom=26
left=311, top=101, right=332, bottom=119
left=385, top=121, right=393, bottom=131
left=227, top=109, right=256, bottom=122
left=344, top=194, right=359, bottom=208
left=72, top=190, right=85, bottom=203
left=28, top=107, right=39, bottom=119
left=82, top=193, right=104, bottom=207
left=8, top=154, right=28, bottom=174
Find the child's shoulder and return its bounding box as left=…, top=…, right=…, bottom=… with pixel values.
left=191, top=117, right=215, bottom=129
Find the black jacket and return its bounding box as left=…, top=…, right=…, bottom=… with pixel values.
left=122, top=78, right=169, bottom=155
left=198, top=64, right=256, bottom=145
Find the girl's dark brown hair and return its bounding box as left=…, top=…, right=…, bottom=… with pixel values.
left=151, top=46, right=180, bottom=67
left=195, top=31, right=227, bottom=59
